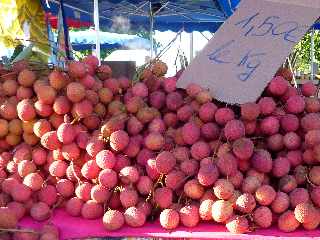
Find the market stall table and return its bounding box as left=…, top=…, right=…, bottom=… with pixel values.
left=19, top=209, right=320, bottom=240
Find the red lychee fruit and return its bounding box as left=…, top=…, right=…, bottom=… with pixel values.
left=160, top=209, right=180, bottom=230
left=103, top=210, right=124, bottom=231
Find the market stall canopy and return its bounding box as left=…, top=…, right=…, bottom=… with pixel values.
left=313, top=22, right=320, bottom=30
left=41, top=0, right=240, bottom=32
left=58, top=29, right=151, bottom=50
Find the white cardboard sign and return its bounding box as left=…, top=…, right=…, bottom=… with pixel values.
left=178, top=0, right=320, bottom=104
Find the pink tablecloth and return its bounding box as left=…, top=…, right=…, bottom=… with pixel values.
left=19, top=209, right=320, bottom=240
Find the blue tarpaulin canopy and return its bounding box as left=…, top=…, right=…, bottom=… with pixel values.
left=41, top=0, right=240, bottom=33
left=314, top=23, right=320, bottom=30
left=60, top=29, right=151, bottom=50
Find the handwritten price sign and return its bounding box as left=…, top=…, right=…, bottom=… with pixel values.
left=178, top=0, right=320, bottom=104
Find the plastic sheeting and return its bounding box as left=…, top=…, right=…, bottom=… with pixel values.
left=19, top=209, right=320, bottom=240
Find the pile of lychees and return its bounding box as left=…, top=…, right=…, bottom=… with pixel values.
left=0, top=55, right=320, bottom=239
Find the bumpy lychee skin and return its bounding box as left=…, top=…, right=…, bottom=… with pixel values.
left=154, top=187, right=173, bottom=209
left=91, top=184, right=111, bottom=204
left=66, top=82, right=86, bottom=103
left=225, top=215, right=249, bottom=234
left=303, top=209, right=320, bottom=230
left=286, top=150, right=303, bottom=167
left=136, top=175, right=153, bottom=195
left=258, top=97, right=276, bottom=116
left=224, top=120, right=245, bottom=141
left=17, top=160, right=36, bottom=177
left=214, top=107, right=235, bottom=125
left=289, top=188, right=310, bottom=208
left=216, top=153, right=237, bottom=176
left=294, top=165, right=308, bottom=185
left=165, top=170, right=186, bottom=190
left=301, top=113, right=320, bottom=131
left=56, top=179, right=74, bottom=198
left=144, top=132, right=165, bottom=151
left=211, top=200, right=233, bottom=223
left=103, top=210, right=125, bottom=231
left=99, top=169, right=117, bottom=188
left=38, top=185, right=57, bottom=207
left=255, top=185, right=276, bottom=206
left=278, top=210, right=300, bottom=232
left=166, top=92, right=183, bottom=111
left=199, top=102, right=218, bottom=122
left=137, top=201, right=152, bottom=217
left=75, top=182, right=93, bottom=201
left=109, top=130, right=129, bottom=151
left=18, top=69, right=36, bottom=87
left=279, top=175, right=297, bottom=193
left=124, top=207, right=146, bottom=227
left=179, top=205, right=200, bottom=227
left=86, top=137, right=105, bottom=158
left=251, top=149, right=272, bottom=173
left=294, top=202, right=316, bottom=224
left=120, top=187, right=138, bottom=208
left=213, top=179, right=234, bottom=200
left=11, top=183, right=31, bottom=202
left=302, top=81, right=317, bottom=97
left=30, top=202, right=50, bottom=221
left=260, top=116, right=279, bottom=135
left=253, top=206, right=272, bottom=228
left=33, top=119, right=52, bottom=138
left=81, top=200, right=103, bottom=220
left=271, top=191, right=290, bottom=214
left=81, top=160, right=100, bottom=180
left=181, top=121, right=200, bottom=145
left=49, top=160, right=68, bottom=178
left=309, top=166, right=320, bottom=186
left=41, top=131, right=62, bottom=150
left=119, top=166, right=139, bottom=184
left=228, top=171, right=243, bottom=189
left=199, top=199, right=214, bottom=221
left=184, top=179, right=204, bottom=199
left=280, top=114, right=299, bottom=132
left=65, top=197, right=83, bottom=217
left=23, top=172, right=44, bottom=191
left=241, top=102, right=260, bottom=121
left=272, top=157, right=290, bottom=178
left=232, top=137, right=254, bottom=160
left=160, top=209, right=180, bottom=230
left=197, top=163, right=219, bottom=187
left=241, top=176, right=261, bottom=194
left=17, top=99, right=36, bottom=121
left=305, top=130, right=320, bottom=148
left=56, top=123, right=75, bottom=144
left=155, top=151, right=176, bottom=174
left=236, top=193, right=256, bottom=213
left=286, top=95, right=305, bottom=114
left=305, top=97, right=320, bottom=113
left=0, top=207, right=17, bottom=228
left=311, top=187, right=320, bottom=207
left=268, top=76, right=288, bottom=96
left=201, top=122, right=220, bottom=140
left=190, top=141, right=211, bottom=160
left=7, top=202, right=26, bottom=220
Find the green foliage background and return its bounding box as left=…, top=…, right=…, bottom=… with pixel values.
left=292, top=30, right=320, bottom=73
